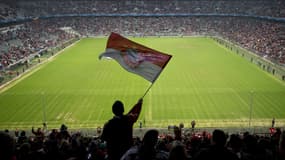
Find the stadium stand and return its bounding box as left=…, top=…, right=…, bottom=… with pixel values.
left=1, top=125, right=285, bottom=160
left=0, top=19, right=76, bottom=68
left=0, top=0, right=285, bottom=159
left=0, top=0, right=284, bottom=69
left=2, top=0, right=285, bottom=18
left=1, top=16, right=284, bottom=68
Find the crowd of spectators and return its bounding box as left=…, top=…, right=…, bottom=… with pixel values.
left=0, top=2, right=17, bottom=20
left=74, top=16, right=285, bottom=64
left=0, top=1, right=284, bottom=159
left=0, top=19, right=76, bottom=68
left=1, top=124, right=285, bottom=160
left=0, top=0, right=285, bottom=20
left=0, top=0, right=284, bottom=68
left=0, top=16, right=284, bottom=68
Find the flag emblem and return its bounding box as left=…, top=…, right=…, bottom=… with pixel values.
left=99, top=33, right=172, bottom=83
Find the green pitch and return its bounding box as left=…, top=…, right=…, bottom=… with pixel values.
left=1, top=37, right=285, bottom=129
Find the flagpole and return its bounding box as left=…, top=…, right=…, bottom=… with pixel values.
left=141, top=55, right=172, bottom=99
left=141, top=69, right=163, bottom=99
left=141, top=82, right=155, bottom=98
left=101, top=33, right=172, bottom=99
left=141, top=68, right=162, bottom=99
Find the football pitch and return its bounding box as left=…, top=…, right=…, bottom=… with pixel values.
left=1, top=37, right=285, bottom=129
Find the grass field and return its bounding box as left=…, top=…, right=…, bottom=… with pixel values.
left=1, top=37, right=285, bottom=129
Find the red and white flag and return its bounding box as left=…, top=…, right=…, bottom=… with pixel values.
left=99, top=33, right=172, bottom=83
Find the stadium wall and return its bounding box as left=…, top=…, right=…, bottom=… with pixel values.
left=213, top=37, right=285, bottom=82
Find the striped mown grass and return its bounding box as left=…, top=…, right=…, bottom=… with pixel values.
left=0, top=37, right=285, bottom=129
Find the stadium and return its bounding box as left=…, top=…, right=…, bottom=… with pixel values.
left=0, top=0, right=285, bottom=160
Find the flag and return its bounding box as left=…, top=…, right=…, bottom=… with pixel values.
left=99, top=33, right=172, bottom=83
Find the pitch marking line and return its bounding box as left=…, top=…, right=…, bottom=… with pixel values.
left=229, top=88, right=249, bottom=107
left=0, top=39, right=81, bottom=94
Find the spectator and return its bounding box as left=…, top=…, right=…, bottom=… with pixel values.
left=278, top=131, right=285, bottom=160
left=31, top=126, right=44, bottom=143
left=0, top=131, right=16, bottom=160
left=101, top=98, right=143, bottom=160
left=227, top=134, right=242, bottom=159
left=191, top=120, right=196, bottom=131
left=194, top=129, right=239, bottom=160
left=17, top=130, right=28, bottom=145
left=174, top=126, right=182, bottom=142
left=17, top=143, right=31, bottom=160
left=168, top=141, right=189, bottom=160
left=121, top=129, right=168, bottom=160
